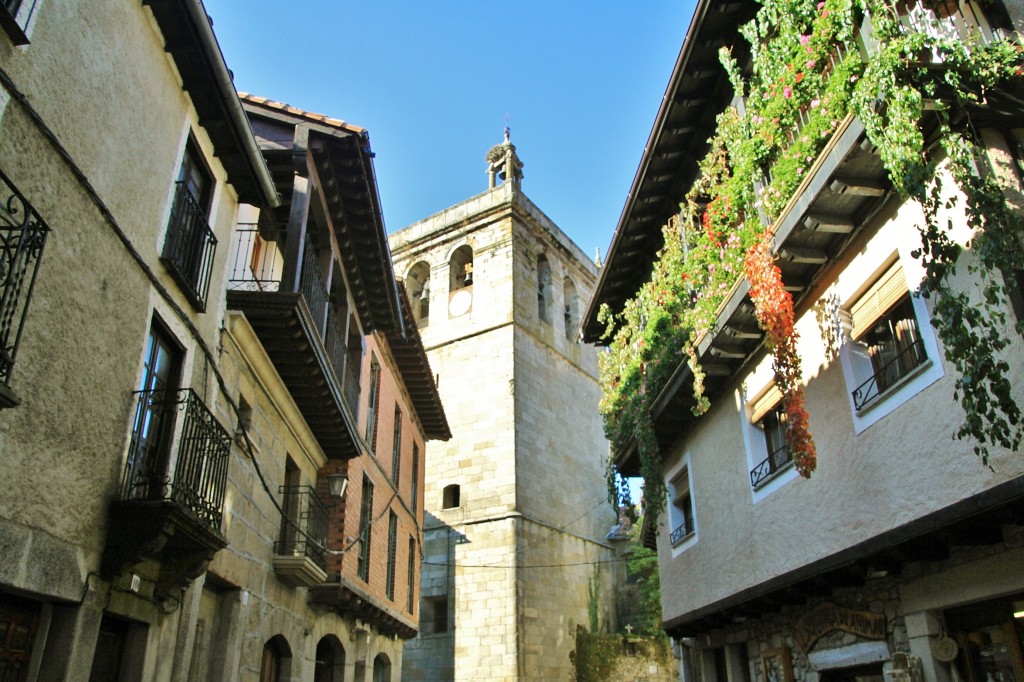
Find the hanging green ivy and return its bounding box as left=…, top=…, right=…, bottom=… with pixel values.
left=600, top=0, right=1024, bottom=524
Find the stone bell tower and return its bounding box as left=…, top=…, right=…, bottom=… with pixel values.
left=390, top=132, right=619, bottom=681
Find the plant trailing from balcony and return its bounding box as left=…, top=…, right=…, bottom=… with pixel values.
left=600, top=0, right=1024, bottom=521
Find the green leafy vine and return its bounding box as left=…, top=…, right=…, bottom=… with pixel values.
left=600, top=0, right=1024, bottom=524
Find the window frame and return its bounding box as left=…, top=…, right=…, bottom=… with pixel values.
left=665, top=455, right=697, bottom=556
left=365, top=356, right=381, bottom=450
left=161, top=136, right=218, bottom=311
left=356, top=475, right=374, bottom=583
left=391, top=406, right=402, bottom=484
left=836, top=252, right=944, bottom=433
left=385, top=511, right=397, bottom=600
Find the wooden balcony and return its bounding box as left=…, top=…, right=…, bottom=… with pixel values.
left=227, top=230, right=363, bottom=460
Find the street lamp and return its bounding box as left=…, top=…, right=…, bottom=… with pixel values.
left=327, top=473, right=348, bottom=500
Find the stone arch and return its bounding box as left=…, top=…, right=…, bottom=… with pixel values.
left=372, top=653, right=392, bottom=682
left=449, top=245, right=474, bottom=291
left=537, top=254, right=553, bottom=323
left=260, top=634, right=292, bottom=682
left=406, top=261, right=431, bottom=324
left=314, top=635, right=345, bottom=682
left=563, top=277, right=578, bottom=341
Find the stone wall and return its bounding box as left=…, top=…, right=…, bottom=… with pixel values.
left=574, top=632, right=677, bottom=682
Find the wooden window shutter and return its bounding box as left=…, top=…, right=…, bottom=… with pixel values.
left=749, top=383, right=784, bottom=425
left=849, top=260, right=909, bottom=340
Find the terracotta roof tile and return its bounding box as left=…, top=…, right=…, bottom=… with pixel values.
left=238, top=92, right=366, bottom=134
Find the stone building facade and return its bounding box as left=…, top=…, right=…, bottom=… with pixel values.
left=0, top=2, right=447, bottom=680
left=390, top=137, right=620, bottom=681
left=584, top=3, right=1024, bottom=682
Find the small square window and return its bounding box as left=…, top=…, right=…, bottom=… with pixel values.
left=442, top=484, right=460, bottom=509
left=421, top=595, right=449, bottom=634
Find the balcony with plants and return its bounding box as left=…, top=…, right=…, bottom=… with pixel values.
left=597, top=0, right=1024, bottom=522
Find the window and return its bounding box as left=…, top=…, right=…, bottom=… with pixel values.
left=313, top=637, right=345, bottom=682
left=442, top=484, right=460, bottom=509
left=123, top=323, right=183, bottom=501
left=563, top=277, right=578, bottom=342
left=837, top=251, right=943, bottom=433
left=407, top=536, right=416, bottom=613
left=385, top=511, right=398, bottom=600
left=88, top=615, right=146, bottom=682
left=408, top=261, right=431, bottom=325
left=357, top=475, right=374, bottom=582
left=162, top=137, right=217, bottom=311
left=0, top=167, right=50, bottom=408
left=365, top=356, right=380, bottom=450
left=0, top=0, right=37, bottom=45
left=848, top=261, right=927, bottom=410
left=260, top=636, right=291, bottom=682
left=421, top=596, right=449, bottom=634
left=449, top=245, right=474, bottom=290
left=277, top=459, right=301, bottom=555
left=667, top=462, right=696, bottom=549
left=537, top=254, right=552, bottom=323
left=372, top=654, right=391, bottom=682
left=0, top=594, right=40, bottom=681
left=391, top=407, right=402, bottom=484
left=748, top=385, right=794, bottom=488
left=411, top=444, right=420, bottom=513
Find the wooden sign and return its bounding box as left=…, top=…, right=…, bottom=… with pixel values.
left=794, top=602, right=887, bottom=653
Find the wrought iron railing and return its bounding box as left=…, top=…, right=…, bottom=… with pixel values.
left=275, top=486, right=329, bottom=572
left=298, top=235, right=329, bottom=332
left=750, top=444, right=794, bottom=488
left=121, top=388, right=231, bottom=533
left=852, top=338, right=927, bottom=410
left=228, top=225, right=281, bottom=292
left=669, top=517, right=695, bottom=546
left=161, top=182, right=217, bottom=311
left=0, top=168, right=49, bottom=389
left=0, top=0, right=34, bottom=46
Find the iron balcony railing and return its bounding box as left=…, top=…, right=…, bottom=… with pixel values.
left=229, top=228, right=361, bottom=415
left=162, top=181, right=217, bottom=311
left=669, top=517, right=695, bottom=546
left=852, top=338, right=927, bottom=410
left=228, top=225, right=280, bottom=292
left=121, top=388, right=231, bottom=534
left=0, top=0, right=35, bottom=46
left=750, top=444, right=794, bottom=488
left=274, top=486, right=329, bottom=572
left=0, top=167, right=49, bottom=390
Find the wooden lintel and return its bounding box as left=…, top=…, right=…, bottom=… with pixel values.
left=780, top=247, right=828, bottom=264
left=804, top=213, right=855, bottom=233
left=725, top=325, right=761, bottom=340
left=710, top=346, right=745, bottom=359
left=829, top=177, right=886, bottom=196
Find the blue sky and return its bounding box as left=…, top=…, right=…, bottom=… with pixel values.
left=202, top=1, right=693, bottom=261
